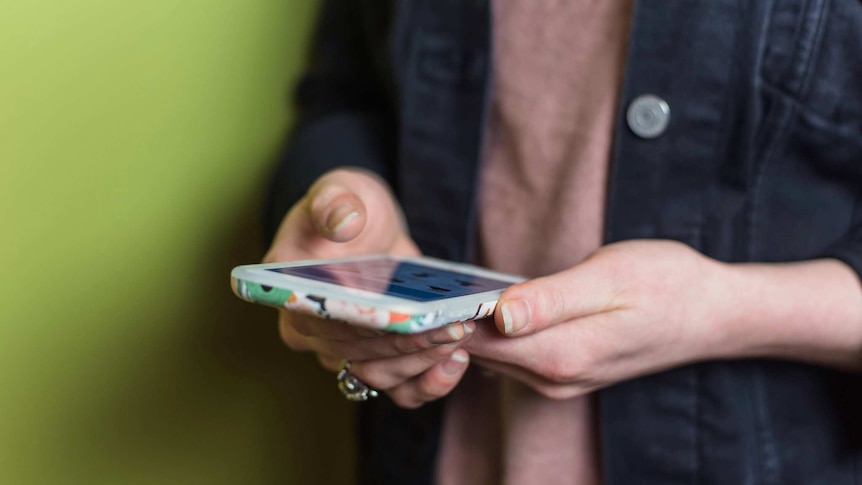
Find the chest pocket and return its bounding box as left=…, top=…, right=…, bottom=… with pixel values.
left=757, top=0, right=862, bottom=178
left=750, top=0, right=862, bottom=260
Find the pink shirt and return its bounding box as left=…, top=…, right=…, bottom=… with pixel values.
left=436, top=1, right=634, bottom=483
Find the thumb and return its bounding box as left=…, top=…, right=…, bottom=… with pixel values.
left=494, top=265, right=616, bottom=337
left=305, top=177, right=368, bottom=243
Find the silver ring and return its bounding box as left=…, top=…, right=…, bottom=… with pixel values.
left=337, top=361, right=379, bottom=402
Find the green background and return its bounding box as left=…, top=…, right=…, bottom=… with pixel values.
left=1, top=0, right=356, bottom=482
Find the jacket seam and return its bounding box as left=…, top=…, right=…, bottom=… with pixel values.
left=750, top=0, right=829, bottom=261
left=759, top=81, right=862, bottom=146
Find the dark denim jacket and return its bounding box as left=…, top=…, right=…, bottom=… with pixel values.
left=266, top=1, right=862, bottom=483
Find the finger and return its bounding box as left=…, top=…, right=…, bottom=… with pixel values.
left=471, top=356, right=585, bottom=400
left=278, top=315, right=316, bottom=352
left=287, top=312, right=384, bottom=341
left=387, top=350, right=470, bottom=409
left=494, top=262, right=619, bottom=336
left=321, top=322, right=475, bottom=361
left=348, top=342, right=462, bottom=389
left=280, top=309, right=476, bottom=346
left=278, top=316, right=355, bottom=373
left=263, top=175, right=369, bottom=263
left=304, top=168, right=417, bottom=253
left=285, top=316, right=474, bottom=360
left=263, top=168, right=420, bottom=263
left=306, top=176, right=367, bottom=242
left=462, top=318, right=546, bottom=370
left=316, top=353, right=343, bottom=372
left=467, top=311, right=614, bottom=372
left=264, top=199, right=334, bottom=263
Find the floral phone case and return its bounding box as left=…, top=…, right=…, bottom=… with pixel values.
left=232, top=277, right=499, bottom=334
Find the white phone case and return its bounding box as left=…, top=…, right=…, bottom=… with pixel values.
left=231, top=255, right=524, bottom=334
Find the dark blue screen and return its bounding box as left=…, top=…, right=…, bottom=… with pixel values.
left=268, top=259, right=511, bottom=302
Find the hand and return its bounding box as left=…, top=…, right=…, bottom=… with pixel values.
left=463, top=240, right=735, bottom=399
left=265, top=168, right=472, bottom=408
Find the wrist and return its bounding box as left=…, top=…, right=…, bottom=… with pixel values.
left=712, top=259, right=862, bottom=370
left=692, top=258, right=749, bottom=361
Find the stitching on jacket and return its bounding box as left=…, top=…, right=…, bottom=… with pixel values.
left=750, top=0, right=829, bottom=260
left=750, top=1, right=829, bottom=483
left=747, top=0, right=773, bottom=263
left=754, top=366, right=781, bottom=484
left=694, top=366, right=702, bottom=485
left=758, top=80, right=862, bottom=148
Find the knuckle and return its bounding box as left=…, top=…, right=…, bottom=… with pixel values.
left=280, top=332, right=307, bottom=352
left=277, top=318, right=291, bottom=341
left=332, top=341, right=358, bottom=361
left=425, top=344, right=458, bottom=363
left=278, top=322, right=306, bottom=352
left=389, top=348, right=446, bottom=375
left=290, top=317, right=314, bottom=336
left=535, top=285, right=567, bottom=325
left=316, top=354, right=341, bottom=372
left=537, top=350, right=601, bottom=390
left=539, top=353, right=577, bottom=384
left=416, top=375, right=447, bottom=401
left=551, top=287, right=569, bottom=321
left=350, top=364, right=390, bottom=390
left=392, top=334, right=419, bottom=355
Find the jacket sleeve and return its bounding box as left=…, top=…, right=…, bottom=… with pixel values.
left=263, top=0, right=396, bottom=243
left=824, top=220, right=862, bottom=282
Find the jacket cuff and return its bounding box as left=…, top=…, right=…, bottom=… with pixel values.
left=822, top=224, right=862, bottom=282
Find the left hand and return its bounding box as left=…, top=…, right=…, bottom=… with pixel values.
left=265, top=168, right=472, bottom=408
left=463, top=240, right=737, bottom=399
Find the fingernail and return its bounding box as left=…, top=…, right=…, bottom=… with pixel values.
left=442, top=350, right=468, bottom=375
left=463, top=322, right=475, bottom=335
left=327, top=204, right=359, bottom=234
left=500, top=299, right=528, bottom=335
left=427, top=324, right=464, bottom=345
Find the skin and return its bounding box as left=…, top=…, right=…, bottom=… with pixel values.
left=264, top=168, right=474, bottom=409
left=267, top=168, right=862, bottom=407
left=465, top=241, right=862, bottom=399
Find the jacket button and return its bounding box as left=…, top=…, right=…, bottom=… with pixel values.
left=626, top=94, right=670, bottom=139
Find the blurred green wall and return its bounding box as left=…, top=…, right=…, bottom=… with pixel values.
left=0, top=1, right=357, bottom=483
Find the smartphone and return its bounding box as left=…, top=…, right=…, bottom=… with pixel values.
left=231, top=254, right=524, bottom=334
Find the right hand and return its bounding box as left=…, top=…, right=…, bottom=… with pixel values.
left=264, top=168, right=473, bottom=408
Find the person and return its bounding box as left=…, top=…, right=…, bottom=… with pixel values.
left=261, top=1, right=862, bottom=483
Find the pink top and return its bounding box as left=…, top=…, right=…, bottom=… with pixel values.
left=435, top=1, right=634, bottom=483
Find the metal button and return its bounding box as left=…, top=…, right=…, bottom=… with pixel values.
left=626, top=94, right=670, bottom=139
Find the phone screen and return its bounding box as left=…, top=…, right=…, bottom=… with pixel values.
left=268, top=259, right=511, bottom=302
